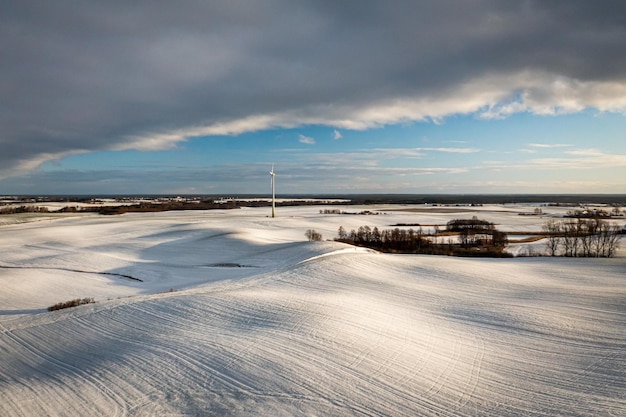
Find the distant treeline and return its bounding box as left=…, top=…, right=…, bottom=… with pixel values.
left=5, top=194, right=626, bottom=205
left=0, top=199, right=348, bottom=216
left=564, top=208, right=623, bottom=218
left=335, top=217, right=511, bottom=257
left=96, top=199, right=350, bottom=214
left=0, top=205, right=50, bottom=214
left=95, top=201, right=241, bottom=214
left=319, top=209, right=379, bottom=215
left=0, top=201, right=241, bottom=215
left=331, top=194, right=626, bottom=206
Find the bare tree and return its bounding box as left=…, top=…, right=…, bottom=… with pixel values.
left=561, top=220, right=581, bottom=257
left=491, top=230, right=508, bottom=247
left=611, top=204, right=621, bottom=217
left=372, top=226, right=381, bottom=244
left=542, top=220, right=561, bottom=256
left=598, top=222, right=621, bottom=257
left=542, top=218, right=620, bottom=258
left=305, top=229, right=323, bottom=241
left=579, top=219, right=598, bottom=257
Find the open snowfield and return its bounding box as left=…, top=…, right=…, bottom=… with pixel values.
left=1, top=205, right=625, bottom=416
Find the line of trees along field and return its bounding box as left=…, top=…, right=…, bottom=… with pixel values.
left=333, top=215, right=621, bottom=258
left=0, top=205, right=51, bottom=214
left=335, top=217, right=511, bottom=257
left=542, top=218, right=621, bottom=257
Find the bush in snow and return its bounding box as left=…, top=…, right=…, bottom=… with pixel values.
left=48, top=297, right=95, bottom=312
left=305, top=229, right=323, bottom=241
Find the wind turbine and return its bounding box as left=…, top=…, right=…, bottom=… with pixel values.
left=269, top=164, right=276, bottom=218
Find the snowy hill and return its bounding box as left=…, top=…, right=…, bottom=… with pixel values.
left=1, top=206, right=625, bottom=416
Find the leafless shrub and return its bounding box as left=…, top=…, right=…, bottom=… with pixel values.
left=48, top=297, right=95, bottom=312
left=305, top=229, right=323, bottom=241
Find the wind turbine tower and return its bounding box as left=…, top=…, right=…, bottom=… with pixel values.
left=270, top=164, right=276, bottom=218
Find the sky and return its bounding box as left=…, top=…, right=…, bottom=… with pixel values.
left=1, top=1, right=626, bottom=195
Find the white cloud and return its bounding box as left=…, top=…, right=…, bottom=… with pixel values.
left=415, top=147, right=480, bottom=153
left=478, top=74, right=626, bottom=119
left=528, top=151, right=626, bottom=169
left=564, top=148, right=604, bottom=156
left=298, top=134, right=316, bottom=145
left=333, top=129, right=342, bottom=140
left=274, top=148, right=424, bottom=165
left=123, top=71, right=626, bottom=153
left=0, top=150, right=88, bottom=179
left=528, top=143, right=573, bottom=148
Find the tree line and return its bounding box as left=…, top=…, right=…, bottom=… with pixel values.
left=335, top=217, right=511, bottom=257
left=0, top=205, right=50, bottom=214
left=542, top=218, right=621, bottom=257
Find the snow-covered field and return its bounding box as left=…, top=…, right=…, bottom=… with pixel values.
left=1, top=205, right=625, bottom=416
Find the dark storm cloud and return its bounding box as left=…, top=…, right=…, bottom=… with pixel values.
left=2, top=0, right=625, bottom=175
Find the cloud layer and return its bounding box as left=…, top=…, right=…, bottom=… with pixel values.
left=2, top=1, right=626, bottom=176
